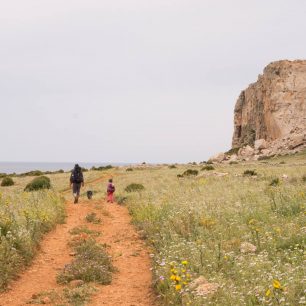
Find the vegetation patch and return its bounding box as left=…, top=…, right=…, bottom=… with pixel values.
left=57, top=239, right=113, bottom=285
left=168, top=165, right=177, bottom=169
left=126, top=168, right=133, bottom=172
left=69, top=226, right=100, bottom=237
left=269, top=177, right=280, bottom=187
left=28, top=285, right=97, bottom=306
left=181, top=169, right=199, bottom=176
left=243, top=169, right=257, bottom=176
left=201, top=165, right=214, bottom=171
left=24, top=176, right=51, bottom=191
left=302, top=175, right=306, bottom=182
left=85, top=212, right=101, bottom=224
left=1, top=177, right=14, bottom=187
left=125, top=183, right=145, bottom=193
left=0, top=191, right=65, bottom=291
left=91, top=165, right=113, bottom=171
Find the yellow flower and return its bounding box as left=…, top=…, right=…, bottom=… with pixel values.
left=265, top=289, right=271, bottom=297
left=182, top=269, right=186, bottom=273
left=171, top=269, right=177, bottom=274
left=175, top=276, right=181, bottom=282
left=170, top=275, right=176, bottom=281
left=273, top=279, right=281, bottom=289
left=175, top=284, right=181, bottom=291
left=181, top=260, right=188, bottom=265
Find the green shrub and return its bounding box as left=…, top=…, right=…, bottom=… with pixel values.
left=85, top=212, right=101, bottom=224
left=243, top=169, right=257, bottom=176
left=91, top=165, right=113, bottom=171
left=18, top=170, right=43, bottom=177
left=125, top=183, right=145, bottom=192
left=182, top=169, right=198, bottom=176
left=0, top=173, right=8, bottom=179
left=116, top=195, right=128, bottom=205
left=177, top=174, right=183, bottom=178
left=1, top=177, right=14, bottom=187
left=229, top=161, right=238, bottom=165
left=126, top=168, right=133, bottom=172
left=57, top=239, right=113, bottom=285
left=201, top=165, right=215, bottom=171
left=206, top=160, right=213, bottom=165
left=168, top=165, right=177, bottom=169
left=24, top=176, right=51, bottom=191
left=302, top=175, right=306, bottom=182
left=269, top=177, right=280, bottom=187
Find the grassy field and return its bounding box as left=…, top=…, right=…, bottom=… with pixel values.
left=105, top=152, right=305, bottom=305
left=0, top=170, right=103, bottom=291
left=1, top=153, right=305, bottom=305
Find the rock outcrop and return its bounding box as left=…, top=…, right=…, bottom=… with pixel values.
left=231, top=60, right=306, bottom=158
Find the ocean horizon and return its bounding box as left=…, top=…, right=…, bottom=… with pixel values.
left=0, top=162, right=131, bottom=174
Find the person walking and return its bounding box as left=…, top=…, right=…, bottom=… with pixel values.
left=70, top=164, right=84, bottom=204
left=107, top=178, right=115, bottom=203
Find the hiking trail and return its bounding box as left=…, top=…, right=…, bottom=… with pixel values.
left=0, top=179, right=157, bottom=306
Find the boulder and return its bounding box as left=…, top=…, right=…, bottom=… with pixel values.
left=238, top=145, right=254, bottom=157
left=240, top=242, right=257, bottom=253
left=254, top=139, right=267, bottom=150
left=288, top=134, right=305, bottom=149
left=209, top=152, right=226, bottom=163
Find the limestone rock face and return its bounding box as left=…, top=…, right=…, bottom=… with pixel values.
left=232, top=60, right=306, bottom=152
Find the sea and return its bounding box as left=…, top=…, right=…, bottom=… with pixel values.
left=0, top=162, right=129, bottom=174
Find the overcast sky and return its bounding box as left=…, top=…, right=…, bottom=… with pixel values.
left=0, top=0, right=305, bottom=163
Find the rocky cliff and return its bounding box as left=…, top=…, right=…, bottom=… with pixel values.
left=232, top=60, right=306, bottom=157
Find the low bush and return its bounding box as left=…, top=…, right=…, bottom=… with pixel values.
left=206, top=160, right=213, bottom=165
left=201, top=165, right=215, bottom=171
left=243, top=169, right=257, bottom=176
left=177, top=174, right=183, bottom=178
left=269, top=177, right=280, bottom=187
left=125, top=183, right=145, bottom=193
left=168, top=165, right=177, bottom=169
left=229, top=161, right=238, bottom=165
left=85, top=212, right=101, bottom=224
left=0, top=173, right=7, bottom=178
left=182, top=169, right=198, bottom=176
left=91, top=165, right=113, bottom=171
left=302, top=175, right=306, bottom=182
left=116, top=195, right=128, bottom=205
left=57, top=239, right=113, bottom=285
left=18, top=170, right=44, bottom=177
left=126, top=168, right=133, bottom=172
left=1, top=177, right=14, bottom=187
left=24, top=176, right=51, bottom=192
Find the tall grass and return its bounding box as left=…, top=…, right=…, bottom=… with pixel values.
left=0, top=190, right=65, bottom=291
left=112, top=159, right=306, bottom=305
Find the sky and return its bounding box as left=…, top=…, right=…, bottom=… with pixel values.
left=0, top=0, right=306, bottom=163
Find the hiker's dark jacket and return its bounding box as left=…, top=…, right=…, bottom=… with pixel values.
left=70, top=167, right=84, bottom=184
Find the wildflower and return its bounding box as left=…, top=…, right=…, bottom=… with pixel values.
left=265, top=289, right=271, bottom=297
left=182, top=260, right=188, bottom=265
left=273, top=279, right=282, bottom=290
left=175, top=284, right=181, bottom=291
left=175, top=275, right=181, bottom=282
left=170, top=275, right=176, bottom=281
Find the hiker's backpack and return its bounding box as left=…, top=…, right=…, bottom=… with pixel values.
left=72, top=168, right=83, bottom=183
left=107, top=183, right=115, bottom=193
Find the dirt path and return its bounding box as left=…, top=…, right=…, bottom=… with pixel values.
left=90, top=203, right=156, bottom=306
left=0, top=192, right=157, bottom=305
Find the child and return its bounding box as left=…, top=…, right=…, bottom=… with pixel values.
left=107, top=178, right=115, bottom=203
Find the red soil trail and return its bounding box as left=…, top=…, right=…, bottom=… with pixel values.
left=90, top=203, right=156, bottom=306
left=0, top=183, right=157, bottom=306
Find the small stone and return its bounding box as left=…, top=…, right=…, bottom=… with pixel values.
left=240, top=242, right=257, bottom=253
left=42, top=296, right=51, bottom=304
